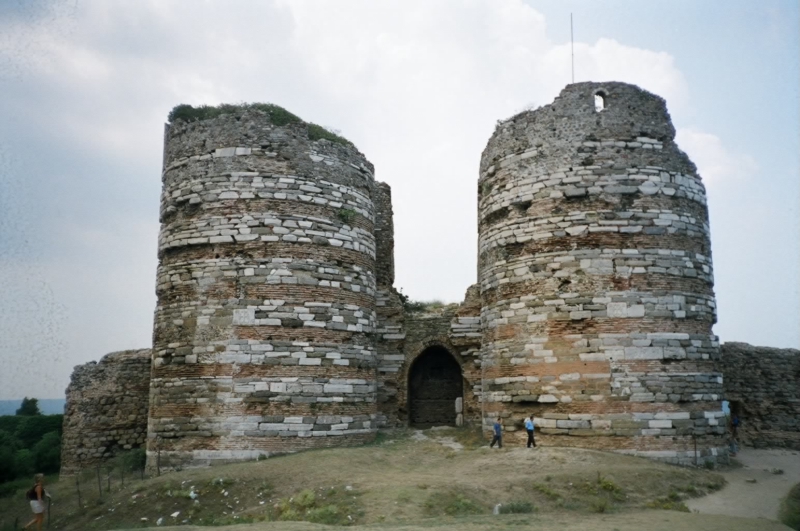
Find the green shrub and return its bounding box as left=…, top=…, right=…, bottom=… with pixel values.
left=168, top=102, right=302, bottom=126
left=307, top=504, right=346, bottom=525
left=31, top=431, right=60, bottom=474
left=295, top=489, right=316, bottom=509
left=597, top=474, right=622, bottom=494
left=780, top=482, right=800, bottom=530
left=12, top=449, right=35, bottom=478
left=0, top=414, right=64, bottom=487
left=424, top=490, right=487, bottom=516
left=167, top=103, right=354, bottom=147
left=337, top=208, right=357, bottom=225
left=14, top=415, right=63, bottom=447
left=118, top=448, right=146, bottom=472
left=0, top=476, right=31, bottom=498
left=0, top=417, right=22, bottom=435
left=0, top=431, right=21, bottom=482
left=272, top=486, right=362, bottom=525
left=307, top=123, right=353, bottom=146
left=645, top=497, right=690, bottom=512
left=499, top=500, right=535, bottom=514
left=590, top=498, right=609, bottom=513
left=531, top=483, right=561, bottom=500
left=399, top=295, right=446, bottom=313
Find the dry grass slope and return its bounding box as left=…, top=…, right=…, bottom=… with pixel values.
left=0, top=428, right=789, bottom=531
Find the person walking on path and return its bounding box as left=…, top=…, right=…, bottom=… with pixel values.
left=23, top=473, right=47, bottom=531
left=489, top=418, right=503, bottom=448
left=728, top=415, right=740, bottom=456
left=525, top=415, right=537, bottom=448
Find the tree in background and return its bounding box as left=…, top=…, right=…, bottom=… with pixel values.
left=0, top=409, right=63, bottom=486
left=32, top=432, right=61, bottom=473
left=16, top=397, right=41, bottom=416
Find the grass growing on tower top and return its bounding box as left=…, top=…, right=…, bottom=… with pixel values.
left=167, top=102, right=354, bottom=147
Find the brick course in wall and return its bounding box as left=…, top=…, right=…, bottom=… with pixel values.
left=720, top=342, right=800, bottom=450
left=60, top=349, right=151, bottom=476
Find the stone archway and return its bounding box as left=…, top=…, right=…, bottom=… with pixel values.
left=408, top=345, right=463, bottom=427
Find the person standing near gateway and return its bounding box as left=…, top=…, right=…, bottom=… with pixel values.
left=525, top=415, right=537, bottom=448
left=24, top=473, right=47, bottom=531
left=489, top=418, right=503, bottom=448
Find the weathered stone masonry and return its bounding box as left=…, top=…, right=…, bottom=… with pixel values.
left=148, top=110, right=386, bottom=470
left=60, top=349, right=151, bottom=476
left=59, top=83, right=795, bottom=474
left=720, top=342, right=800, bottom=450
left=477, top=82, right=726, bottom=465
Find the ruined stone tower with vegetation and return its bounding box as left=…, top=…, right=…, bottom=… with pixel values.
left=477, top=82, right=726, bottom=464
left=61, top=83, right=798, bottom=476
left=148, top=104, right=384, bottom=469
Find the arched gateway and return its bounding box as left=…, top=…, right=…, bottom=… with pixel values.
left=408, top=346, right=463, bottom=427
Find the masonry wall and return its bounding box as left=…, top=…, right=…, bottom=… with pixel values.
left=60, top=349, right=151, bottom=476
left=477, top=82, right=726, bottom=465
left=721, top=342, right=800, bottom=450
left=148, top=109, right=381, bottom=470
left=377, top=285, right=482, bottom=427
left=373, top=181, right=404, bottom=425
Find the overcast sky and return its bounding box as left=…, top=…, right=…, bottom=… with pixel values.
left=0, top=0, right=797, bottom=400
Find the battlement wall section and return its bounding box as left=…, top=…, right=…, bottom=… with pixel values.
left=721, top=342, right=800, bottom=450
left=60, top=349, right=151, bottom=476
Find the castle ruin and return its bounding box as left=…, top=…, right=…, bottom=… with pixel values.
left=59, top=82, right=800, bottom=475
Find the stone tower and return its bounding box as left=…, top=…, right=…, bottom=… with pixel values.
left=478, top=82, right=727, bottom=464
left=148, top=106, right=380, bottom=470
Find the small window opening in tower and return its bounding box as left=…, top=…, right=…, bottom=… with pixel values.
left=594, top=92, right=606, bottom=112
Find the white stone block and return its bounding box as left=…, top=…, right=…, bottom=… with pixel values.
left=627, top=305, right=645, bottom=317
left=606, top=302, right=628, bottom=318
left=214, top=147, right=236, bottom=157
left=324, top=384, right=354, bottom=394
left=654, top=412, right=690, bottom=420
left=624, top=347, right=663, bottom=360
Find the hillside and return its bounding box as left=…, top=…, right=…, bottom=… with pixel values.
left=0, top=428, right=791, bottom=531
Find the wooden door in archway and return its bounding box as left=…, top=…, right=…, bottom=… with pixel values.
left=408, top=346, right=462, bottom=427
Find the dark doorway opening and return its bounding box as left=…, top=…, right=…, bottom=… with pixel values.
left=408, top=346, right=462, bottom=428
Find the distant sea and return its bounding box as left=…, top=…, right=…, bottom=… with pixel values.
left=0, top=399, right=66, bottom=416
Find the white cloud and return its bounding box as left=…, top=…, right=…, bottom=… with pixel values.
left=676, top=127, right=758, bottom=186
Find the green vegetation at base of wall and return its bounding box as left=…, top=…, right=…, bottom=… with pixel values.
left=167, top=102, right=354, bottom=147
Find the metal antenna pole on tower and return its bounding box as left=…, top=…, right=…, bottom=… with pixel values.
left=571, top=13, right=575, bottom=83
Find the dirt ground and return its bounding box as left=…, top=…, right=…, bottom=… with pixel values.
left=2, top=430, right=795, bottom=531
left=128, top=511, right=791, bottom=531
left=687, top=447, right=800, bottom=520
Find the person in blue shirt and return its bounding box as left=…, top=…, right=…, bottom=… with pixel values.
left=489, top=418, right=503, bottom=448
left=524, top=415, right=537, bottom=448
